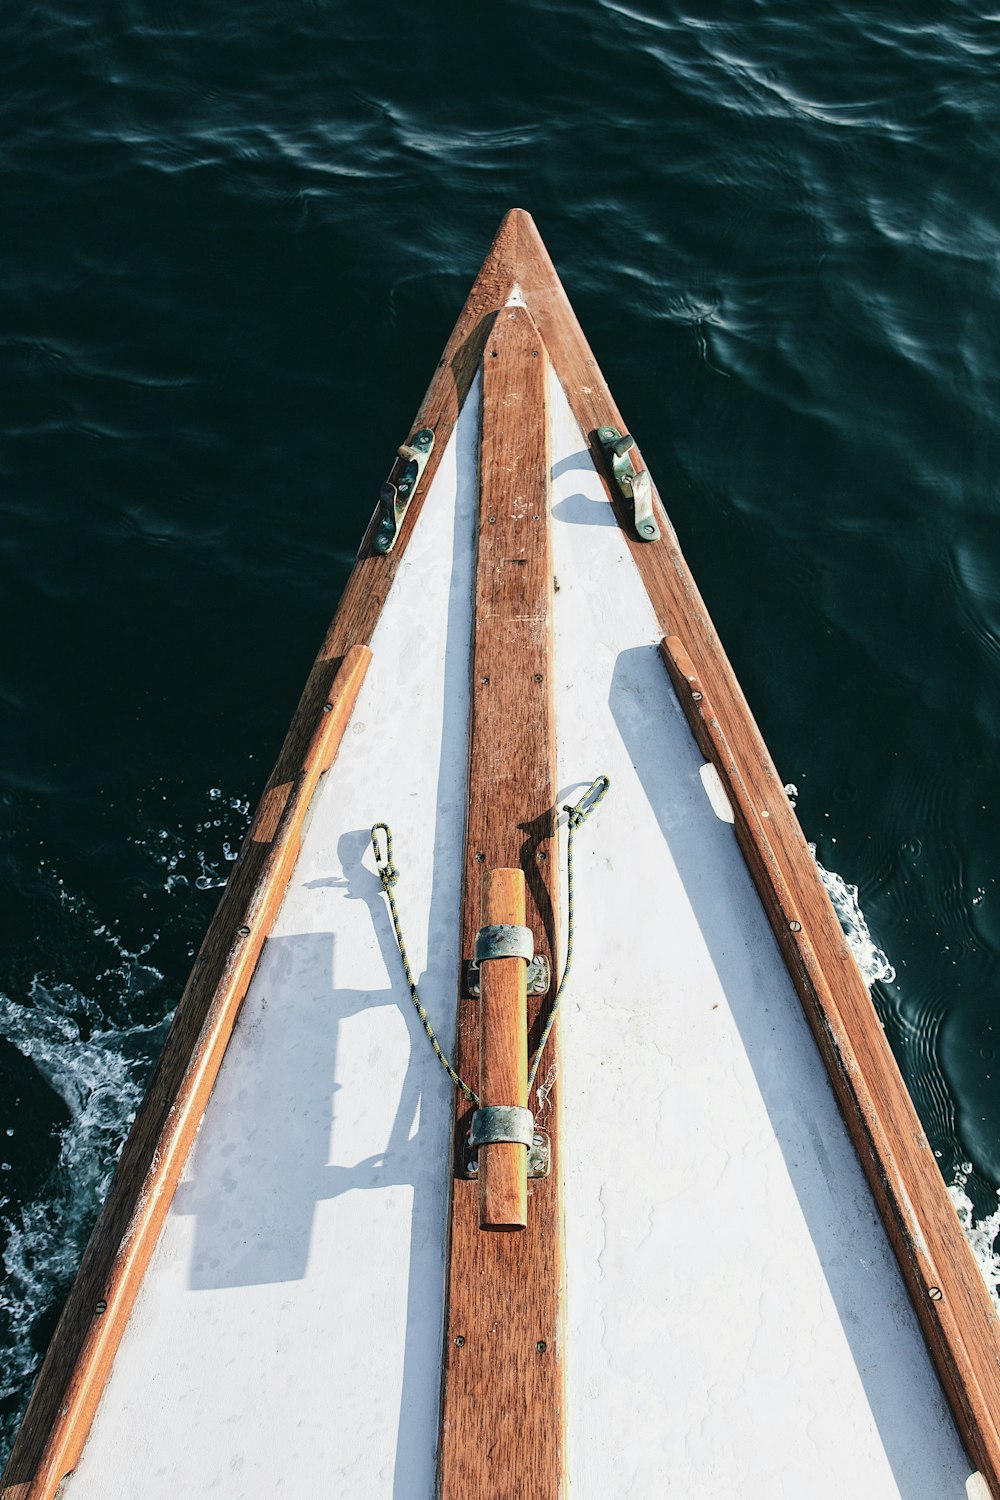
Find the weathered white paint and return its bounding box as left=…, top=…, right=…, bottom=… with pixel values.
left=63, top=364, right=975, bottom=1499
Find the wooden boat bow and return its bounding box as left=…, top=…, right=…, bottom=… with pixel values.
left=4, top=210, right=999, bottom=1500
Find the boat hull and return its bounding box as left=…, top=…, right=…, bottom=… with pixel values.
left=4, top=211, right=998, bottom=1500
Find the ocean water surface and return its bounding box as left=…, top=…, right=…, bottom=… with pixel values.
left=2, top=0, right=1000, bottom=1458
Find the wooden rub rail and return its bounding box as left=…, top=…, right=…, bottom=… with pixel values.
left=660, top=634, right=1000, bottom=1497
left=1, top=645, right=371, bottom=1500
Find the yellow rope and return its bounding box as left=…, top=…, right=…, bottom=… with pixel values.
left=528, top=774, right=609, bottom=1088
left=371, top=773, right=609, bottom=1106
left=371, top=823, right=479, bottom=1104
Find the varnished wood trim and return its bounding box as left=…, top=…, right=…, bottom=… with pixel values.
left=437, top=305, right=563, bottom=1499
left=2, top=210, right=528, bottom=1500
left=250, top=780, right=293, bottom=842
left=1, top=645, right=370, bottom=1500
left=478, top=868, right=529, bottom=1232
left=501, top=209, right=1000, bottom=1496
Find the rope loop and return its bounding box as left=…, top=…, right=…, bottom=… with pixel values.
left=371, top=822, right=399, bottom=888
left=563, top=774, right=610, bottom=830
left=527, top=773, right=609, bottom=1089
left=368, top=821, right=478, bottom=1104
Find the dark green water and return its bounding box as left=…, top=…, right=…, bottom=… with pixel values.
left=2, top=0, right=999, bottom=1456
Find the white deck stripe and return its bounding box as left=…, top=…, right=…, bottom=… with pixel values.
left=64, top=367, right=972, bottom=1499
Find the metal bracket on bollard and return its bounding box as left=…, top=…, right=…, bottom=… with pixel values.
left=468, top=921, right=549, bottom=997
left=470, top=1104, right=535, bottom=1149
left=474, top=924, right=533, bottom=963
left=463, top=1125, right=551, bottom=1181
left=468, top=953, right=550, bottom=998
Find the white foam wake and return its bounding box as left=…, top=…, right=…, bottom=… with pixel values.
left=0, top=979, right=170, bottom=1456
left=948, top=1164, right=1000, bottom=1315
left=799, top=805, right=999, bottom=1319
left=815, top=857, right=897, bottom=987
left=0, top=783, right=250, bottom=1462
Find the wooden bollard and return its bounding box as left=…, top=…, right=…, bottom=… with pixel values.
left=478, top=868, right=529, bottom=1231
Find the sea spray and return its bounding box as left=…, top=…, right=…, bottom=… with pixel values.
left=0, top=784, right=250, bottom=1462
left=129, top=787, right=250, bottom=895
left=0, top=979, right=170, bottom=1456
left=948, top=1164, right=1000, bottom=1316
left=811, top=836, right=999, bottom=1310
left=814, top=855, right=897, bottom=987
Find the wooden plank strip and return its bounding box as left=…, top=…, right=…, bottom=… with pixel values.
left=437, top=305, right=561, bottom=1500
left=2, top=213, right=525, bottom=1500
left=1, top=646, right=371, bottom=1500
left=509, top=202, right=1000, bottom=1492
left=478, top=868, right=529, bottom=1232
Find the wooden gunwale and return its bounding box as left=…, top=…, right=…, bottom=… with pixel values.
left=4, top=207, right=998, bottom=1499
left=437, top=305, right=563, bottom=1499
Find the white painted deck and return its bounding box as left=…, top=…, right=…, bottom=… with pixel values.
left=64, top=364, right=974, bottom=1498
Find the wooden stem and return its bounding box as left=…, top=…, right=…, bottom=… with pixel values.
left=478, top=868, right=529, bottom=1231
